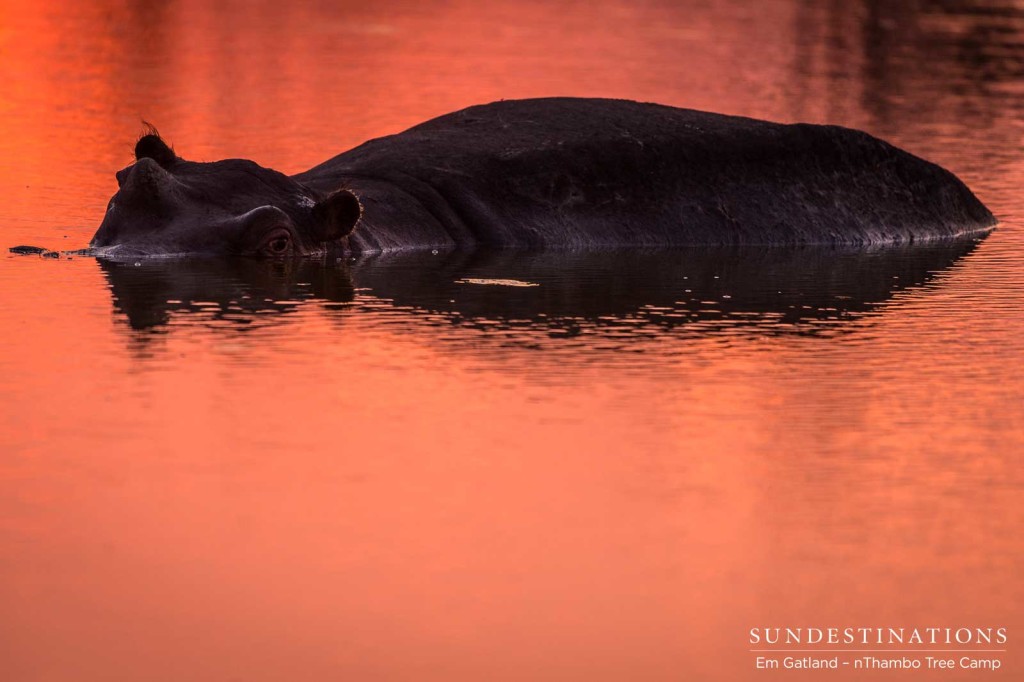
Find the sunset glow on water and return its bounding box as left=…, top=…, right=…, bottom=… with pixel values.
left=0, top=1, right=1021, bottom=680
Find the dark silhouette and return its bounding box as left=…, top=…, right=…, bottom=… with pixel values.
left=88, top=98, right=995, bottom=257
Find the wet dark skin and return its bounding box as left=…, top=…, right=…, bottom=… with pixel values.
left=10, top=98, right=997, bottom=258
left=89, top=134, right=362, bottom=257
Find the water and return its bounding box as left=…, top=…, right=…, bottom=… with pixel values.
left=1, top=1, right=1021, bottom=679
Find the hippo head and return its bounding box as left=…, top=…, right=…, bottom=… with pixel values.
left=90, top=134, right=361, bottom=257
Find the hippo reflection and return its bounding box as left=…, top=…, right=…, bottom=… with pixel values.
left=99, top=258, right=357, bottom=330
left=90, top=98, right=995, bottom=257
left=98, top=240, right=983, bottom=344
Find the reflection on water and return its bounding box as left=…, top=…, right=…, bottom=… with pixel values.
left=0, top=0, right=1022, bottom=680
left=99, top=257, right=358, bottom=331
left=100, top=239, right=984, bottom=344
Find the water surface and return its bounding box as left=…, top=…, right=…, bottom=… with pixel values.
left=1, top=1, right=1021, bottom=680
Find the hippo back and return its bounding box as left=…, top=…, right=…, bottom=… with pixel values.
left=294, top=98, right=996, bottom=251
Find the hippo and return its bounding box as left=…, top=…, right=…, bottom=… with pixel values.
left=88, top=97, right=996, bottom=257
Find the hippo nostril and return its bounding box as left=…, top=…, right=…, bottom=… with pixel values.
left=119, top=158, right=182, bottom=209
left=127, top=157, right=170, bottom=184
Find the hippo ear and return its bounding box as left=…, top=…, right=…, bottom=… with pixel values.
left=135, top=134, right=177, bottom=167
left=312, top=189, right=362, bottom=242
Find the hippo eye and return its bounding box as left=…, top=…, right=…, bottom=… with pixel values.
left=259, top=229, right=293, bottom=257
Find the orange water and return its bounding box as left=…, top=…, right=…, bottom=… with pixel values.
left=0, top=1, right=1021, bottom=680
